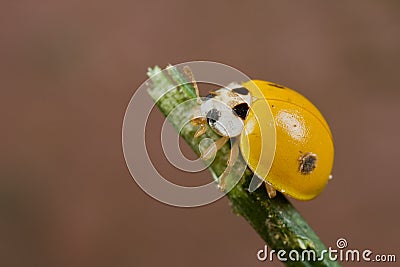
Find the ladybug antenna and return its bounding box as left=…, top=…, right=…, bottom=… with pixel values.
left=183, top=66, right=202, bottom=105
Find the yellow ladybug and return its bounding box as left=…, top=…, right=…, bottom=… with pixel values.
left=186, top=67, right=334, bottom=200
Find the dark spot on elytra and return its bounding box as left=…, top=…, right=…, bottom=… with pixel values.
left=299, top=153, right=317, bottom=175
left=206, top=108, right=220, bottom=124
left=232, top=103, right=250, bottom=120
left=268, top=83, right=285, bottom=89
left=232, top=87, right=249, bottom=95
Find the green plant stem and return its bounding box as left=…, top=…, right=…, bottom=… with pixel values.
left=146, top=65, right=340, bottom=267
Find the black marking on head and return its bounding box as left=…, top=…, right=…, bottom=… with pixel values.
left=268, top=83, right=285, bottom=89
left=232, top=87, right=249, bottom=95
left=299, top=152, right=317, bottom=175
left=232, top=103, right=249, bottom=120
left=204, top=93, right=215, bottom=101
left=206, top=108, right=220, bottom=125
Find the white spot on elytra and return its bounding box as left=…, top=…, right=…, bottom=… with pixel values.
left=276, top=111, right=305, bottom=141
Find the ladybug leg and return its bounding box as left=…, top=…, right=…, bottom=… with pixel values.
left=200, top=136, right=229, bottom=161
left=265, top=182, right=277, bottom=198
left=183, top=66, right=202, bottom=105
left=194, top=124, right=207, bottom=138
left=190, top=117, right=207, bottom=138
left=218, top=139, right=239, bottom=191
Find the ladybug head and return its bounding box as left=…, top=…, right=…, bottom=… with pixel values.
left=198, top=84, right=252, bottom=137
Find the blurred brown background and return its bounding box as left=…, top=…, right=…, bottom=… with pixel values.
left=1, top=1, right=399, bottom=266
